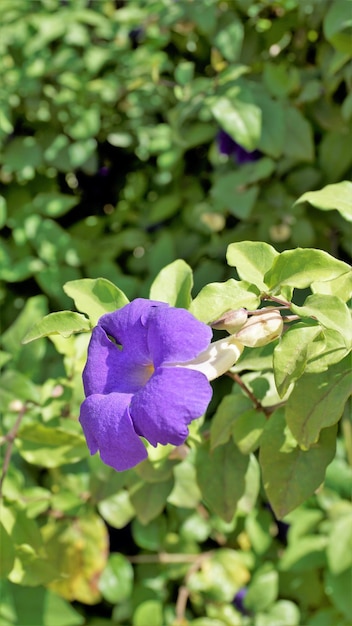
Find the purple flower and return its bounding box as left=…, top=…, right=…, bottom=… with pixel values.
left=233, top=587, right=249, bottom=615
left=217, top=130, right=261, bottom=164
left=79, top=299, right=213, bottom=471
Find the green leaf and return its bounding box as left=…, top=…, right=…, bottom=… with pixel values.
left=294, top=181, right=352, bottom=222
left=0, top=582, right=85, bottom=626
left=98, top=490, right=135, bottom=529
left=210, top=393, right=251, bottom=450
left=15, top=422, right=89, bottom=467
left=1, top=370, right=40, bottom=404
left=190, top=279, right=260, bottom=323
left=64, top=278, right=129, bottom=325
left=285, top=357, right=352, bottom=448
left=209, top=84, right=262, bottom=151
left=132, top=516, right=167, bottom=551
left=232, top=408, right=267, bottom=455
left=325, top=569, right=352, bottom=620
left=32, top=192, right=79, bottom=218
left=129, top=477, right=174, bottom=524
left=279, top=535, right=328, bottom=572
left=133, top=600, right=163, bottom=626
left=196, top=440, right=249, bottom=522
left=311, top=271, right=352, bottom=302
left=273, top=325, right=323, bottom=397
left=226, top=241, right=278, bottom=291
left=42, top=514, right=108, bottom=604
left=0, top=524, right=15, bottom=579
left=22, top=311, right=91, bottom=343
left=305, top=329, right=350, bottom=373
left=214, top=19, right=243, bottom=62
left=1, top=504, right=57, bottom=586
left=291, top=294, right=352, bottom=346
left=259, top=410, right=337, bottom=518
left=99, top=553, right=133, bottom=604
left=149, top=259, right=193, bottom=308
left=323, top=1, right=352, bottom=54
left=327, top=511, right=352, bottom=574
left=264, top=248, right=351, bottom=292
left=283, top=106, right=314, bottom=162
left=167, top=456, right=202, bottom=508
left=244, top=564, right=278, bottom=612
left=256, top=600, right=301, bottom=626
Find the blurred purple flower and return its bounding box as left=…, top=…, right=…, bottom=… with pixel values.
left=233, top=587, right=249, bottom=615
left=217, top=130, right=261, bottom=164
left=79, top=299, right=213, bottom=471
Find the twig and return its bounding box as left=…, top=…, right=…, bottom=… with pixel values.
left=227, top=371, right=287, bottom=419
left=226, top=371, right=269, bottom=415
left=175, top=552, right=213, bottom=623
left=0, top=404, right=27, bottom=499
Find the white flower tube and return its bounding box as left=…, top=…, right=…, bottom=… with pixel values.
left=175, top=335, right=244, bottom=381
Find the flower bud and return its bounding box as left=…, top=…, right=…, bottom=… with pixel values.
left=211, top=308, right=248, bottom=333
left=235, top=309, right=283, bottom=347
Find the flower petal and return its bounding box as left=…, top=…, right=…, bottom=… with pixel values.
left=83, top=325, right=154, bottom=396
left=98, top=299, right=167, bottom=362
left=130, top=367, right=212, bottom=447
left=146, top=306, right=213, bottom=366
left=79, top=393, right=147, bottom=471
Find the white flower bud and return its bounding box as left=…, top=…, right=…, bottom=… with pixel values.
left=235, top=309, right=283, bottom=347
left=211, top=308, right=248, bottom=333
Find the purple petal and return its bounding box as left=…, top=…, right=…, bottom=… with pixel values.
left=146, top=307, right=212, bottom=367
left=130, top=367, right=212, bottom=447
left=217, top=130, right=237, bottom=156
left=79, top=393, right=147, bottom=471
left=83, top=326, right=154, bottom=396
left=98, top=299, right=167, bottom=361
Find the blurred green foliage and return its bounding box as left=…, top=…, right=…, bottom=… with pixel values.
left=0, top=1, right=351, bottom=625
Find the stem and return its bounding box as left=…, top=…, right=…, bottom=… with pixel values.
left=226, top=371, right=271, bottom=417
left=262, top=294, right=292, bottom=307
left=126, top=551, right=213, bottom=564
left=0, top=404, right=27, bottom=499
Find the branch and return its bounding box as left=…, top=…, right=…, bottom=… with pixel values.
left=226, top=371, right=271, bottom=417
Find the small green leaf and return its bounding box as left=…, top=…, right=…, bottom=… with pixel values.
left=305, top=329, right=350, bottom=373
left=98, top=490, right=135, bottom=529
left=260, top=410, right=337, bottom=518
left=295, top=181, right=352, bottom=222
left=244, top=564, right=278, bottom=612
left=273, top=325, right=322, bottom=397
left=283, top=106, right=314, bottom=161
left=133, top=600, right=163, bottom=626
left=0, top=582, right=85, bottom=626
left=129, top=477, right=174, bottom=524
left=264, top=248, right=351, bottom=291
left=23, top=311, right=91, bottom=343
left=132, top=516, right=167, bottom=551
left=291, top=294, right=352, bottom=346
left=196, top=440, right=249, bottom=522
left=149, top=259, right=193, bottom=308
left=327, top=511, right=352, bottom=574
left=190, top=279, right=260, bottom=324
left=64, top=278, right=129, bottom=325
left=0, top=523, right=15, bottom=579
left=226, top=241, right=278, bottom=291
left=311, top=271, right=352, bottom=302
left=15, top=422, right=89, bottom=467
left=286, top=357, right=352, bottom=448
left=99, top=553, right=133, bottom=604
left=209, top=84, right=262, bottom=151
